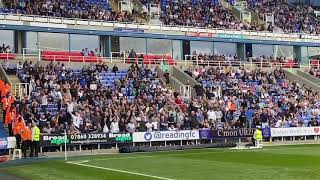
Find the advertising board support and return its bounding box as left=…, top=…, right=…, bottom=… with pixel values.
left=64, top=129, right=67, bottom=161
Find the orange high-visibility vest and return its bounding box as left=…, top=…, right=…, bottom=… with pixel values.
left=1, top=97, right=8, bottom=110
left=0, top=80, right=4, bottom=96
left=21, top=126, right=32, bottom=141
left=4, top=84, right=11, bottom=94
left=5, top=108, right=16, bottom=125
left=13, top=120, right=26, bottom=135
left=7, top=96, right=15, bottom=108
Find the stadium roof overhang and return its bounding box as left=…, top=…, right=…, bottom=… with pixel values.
left=1, top=23, right=320, bottom=47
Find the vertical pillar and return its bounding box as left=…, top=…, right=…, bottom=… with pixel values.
left=14, top=30, right=24, bottom=54
left=99, top=35, right=108, bottom=57
left=294, top=45, right=308, bottom=65
left=237, top=43, right=246, bottom=61
left=145, top=38, right=148, bottom=55
left=107, top=36, right=111, bottom=57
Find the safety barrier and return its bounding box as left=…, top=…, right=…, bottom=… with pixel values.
left=15, top=49, right=320, bottom=70
left=13, top=83, right=30, bottom=98
left=5, top=127, right=319, bottom=152
left=0, top=53, right=16, bottom=60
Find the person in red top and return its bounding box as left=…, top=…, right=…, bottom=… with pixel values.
left=21, top=122, right=32, bottom=158
left=5, top=106, right=16, bottom=136
left=13, top=116, right=26, bottom=149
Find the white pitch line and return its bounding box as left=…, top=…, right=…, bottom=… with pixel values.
left=66, top=161, right=176, bottom=180
left=96, top=155, right=158, bottom=160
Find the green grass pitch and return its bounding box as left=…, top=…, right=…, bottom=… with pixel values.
left=1, top=145, right=320, bottom=180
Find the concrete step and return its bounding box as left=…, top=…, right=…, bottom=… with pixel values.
left=284, top=69, right=320, bottom=92
left=109, top=0, right=119, bottom=11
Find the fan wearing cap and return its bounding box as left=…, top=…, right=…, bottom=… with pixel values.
left=253, top=126, right=263, bottom=148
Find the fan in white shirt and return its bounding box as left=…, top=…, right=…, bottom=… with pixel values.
left=70, top=112, right=83, bottom=129
left=207, top=109, right=217, bottom=122
left=151, top=118, right=158, bottom=131
left=126, top=121, right=136, bottom=133
left=145, top=120, right=153, bottom=132
left=110, top=119, right=120, bottom=133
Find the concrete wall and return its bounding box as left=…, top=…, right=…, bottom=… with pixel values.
left=296, top=70, right=320, bottom=86
left=172, top=66, right=199, bottom=97
left=0, top=64, right=11, bottom=85
left=284, top=69, right=320, bottom=92
left=155, top=66, right=184, bottom=93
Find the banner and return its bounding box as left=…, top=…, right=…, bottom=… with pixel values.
left=185, top=32, right=214, bottom=38
left=40, top=133, right=132, bottom=146
left=0, top=138, right=7, bottom=149
left=199, top=129, right=256, bottom=139
left=114, top=27, right=144, bottom=33
left=270, top=127, right=320, bottom=137
left=133, top=130, right=199, bottom=142
left=217, top=33, right=246, bottom=39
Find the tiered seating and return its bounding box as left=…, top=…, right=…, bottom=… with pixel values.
left=143, top=55, right=175, bottom=65
left=101, top=71, right=128, bottom=88
left=1, top=0, right=137, bottom=22
left=159, top=0, right=262, bottom=30
left=0, top=53, right=16, bottom=60
left=42, top=51, right=102, bottom=63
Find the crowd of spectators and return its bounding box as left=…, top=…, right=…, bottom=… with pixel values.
left=3, top=0, right=320, bottom=34
left=247, top=0, right=320, bottom=34
left=80, top=48, right=100, bottom=57
left=186, top=66, right=320, bottom=128
left=2, top=0, right=137, bottom=22
left=0, top=44, right=13, bottom=53
left=160, top=0, right=264, bottom=30
left=13, top=61, right=194, bottom=134
left=309, top=68, right=320, bottom=79
left=188, top=51, right=241, bottom=65
left=5, top=57, right=320, bottom=136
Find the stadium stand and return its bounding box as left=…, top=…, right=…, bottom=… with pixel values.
left=185, top=66, right=320, bottom=128
left=2, top=0, right=320, bottom=34
left=1, top=57, right=317, bottom=137
left=12, top=61, right=188, bottom=133
left=1, top=0, right=135, bottom=22
left=247, top=0, right=320, bottom=33
left=160, top=0, right=264, bottom=30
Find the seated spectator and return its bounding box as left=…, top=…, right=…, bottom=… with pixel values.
left=2, top=0, right=137, bottom=23
left=160, top=0, right=263, bottom=31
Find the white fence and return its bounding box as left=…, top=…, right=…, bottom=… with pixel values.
left=17, top=49, right=316, bottom=69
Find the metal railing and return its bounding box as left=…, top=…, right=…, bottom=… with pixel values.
left=17, top=49, right=319, bottom=70
left=13, top=83, right=30, bottom=98
left=0, top=53, right=15, bottom=61
left=0, top=13, right=320, bottom=42
left=0, top=63, right=11, bottom=85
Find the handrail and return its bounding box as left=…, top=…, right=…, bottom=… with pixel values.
left=0, top=13, right=320, bottom=42
left=0, top=64, right=12, bottom=85
left=19, top=49, right=308, bottom=69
